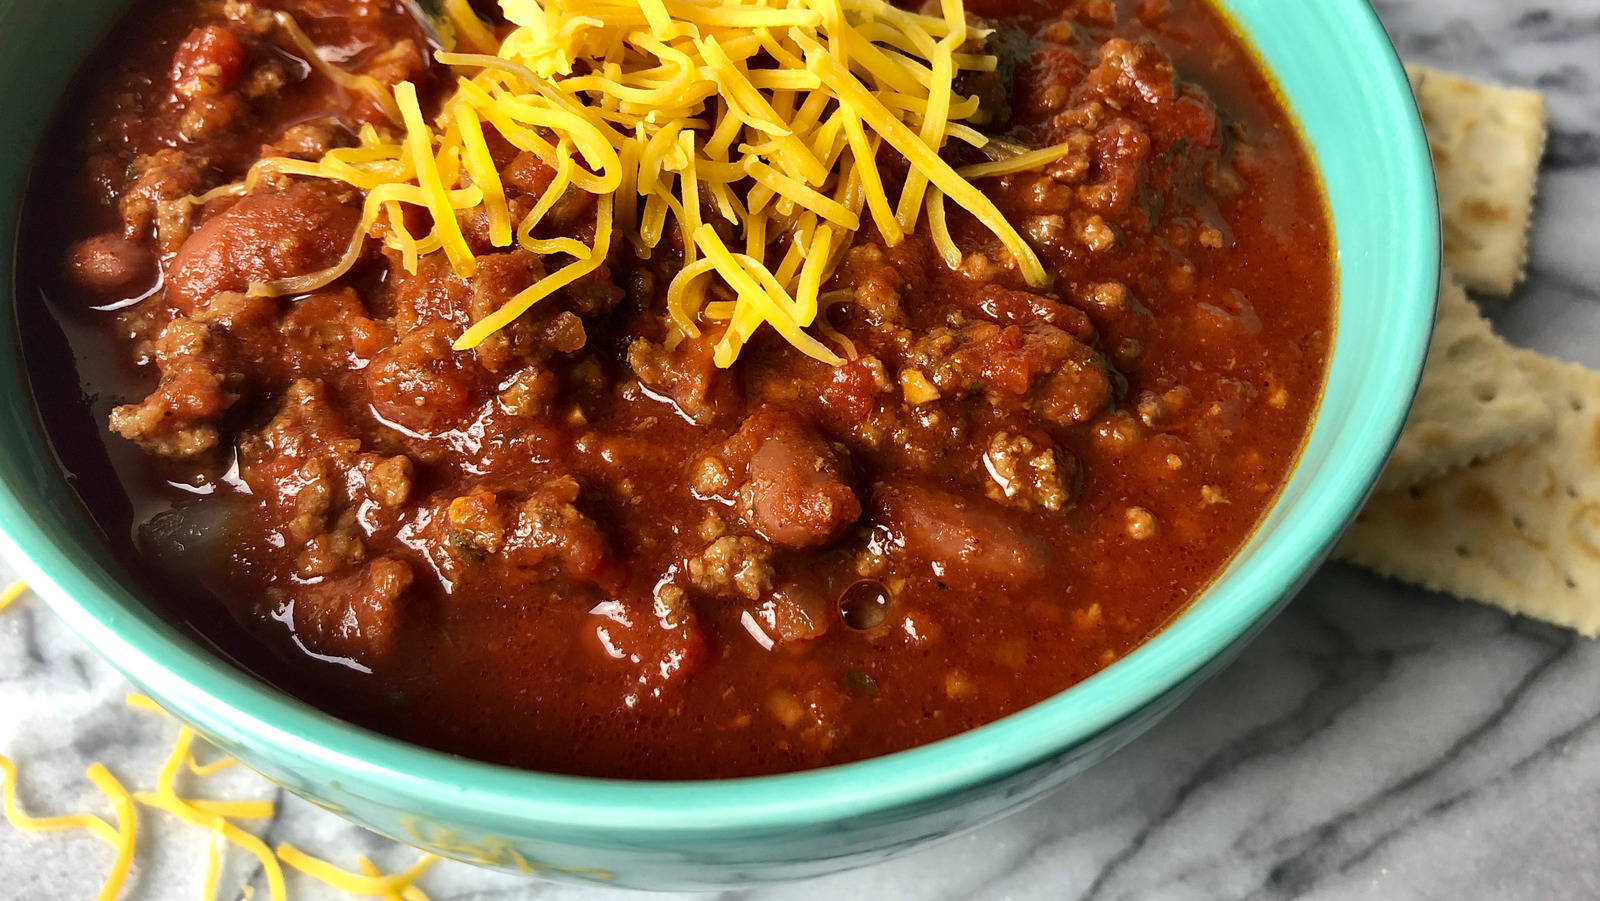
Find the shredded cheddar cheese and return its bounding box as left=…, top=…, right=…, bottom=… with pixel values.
left=0, top=755, right=137, bottom=901
left=362, top=856, right=430, bottom=901
left=268, top=10, right=403, bottom=123
left=0, top=756, right=118, bottom=843
left=137, top=789, right=288, bottom=901
left=443, top=0, right=501, bottom=54
left=1, top=580, right=442, bottom=901
left=202, top=831, right=227, bottom=901
left=122, top=696, right=439, bottom=900
left=123, top=691, right=168, bottom=716
left=129, top=714, right=289, bottom=901
left=3, top=583, right=141, bottom=901
left=241, top=0, right=1066, bottom=367
left=279, top=845, right=437, bottom=899
left=0, top=761, right=114, bottom=844
left=86, top=764, right=138, bottom=901
left=0, top=579, right=26, bottom=612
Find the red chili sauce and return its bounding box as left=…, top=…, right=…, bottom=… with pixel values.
left=19, top=0, right=1333, bottom=777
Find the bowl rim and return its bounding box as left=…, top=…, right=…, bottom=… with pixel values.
left=0, top=0, right=1438, bottom=834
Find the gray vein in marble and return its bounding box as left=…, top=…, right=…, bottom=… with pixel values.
left=1546, top=128, right=1600, bottom=170
left=1079, top=612, right=1396, bottom=901
left=1252, top=629, right=1575, bottom=899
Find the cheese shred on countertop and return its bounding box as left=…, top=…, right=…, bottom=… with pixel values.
left=280, top=844, right=438, bottom=899
left=246, top=0, right=1067, bottom=366
left=120, top=699, right=438, bottom=901
left=0, top=580, right=27, bottom=612
left=0, top=667, right=436, bottom=900
left=0, top=754, right=137, bottom=901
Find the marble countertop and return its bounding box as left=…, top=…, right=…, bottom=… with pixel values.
left=5, top=0, right=1599, bottom=897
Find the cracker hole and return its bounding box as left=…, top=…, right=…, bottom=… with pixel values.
left=1407, top=485, right=1425, bottom=500
left=1566, top=575, right=1579, bottom=590
left=1512, top=516, right=1526, bottom=531
left=1473, top=382, right=1498, bottom=403
left=1568, top=485, right=1580, bottom=499
left=1455, top=545, right=1472, bottom=559
left=1572, top=396, right=1585, bottom=412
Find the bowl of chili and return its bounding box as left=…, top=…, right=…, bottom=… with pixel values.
left=0, top=0, right=1436, bottom=888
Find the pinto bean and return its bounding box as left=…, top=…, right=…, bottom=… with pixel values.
left=165, top=183, right=359, bottom=312
left=872, top=481, right=1048, bottom=589
left=723, top=410, right=861, bottom=549
left=366, top=321, right=488, bottom=433
left=65, top=233, right=155, bottom=296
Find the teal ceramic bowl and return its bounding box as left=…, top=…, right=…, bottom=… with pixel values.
left=0, top=0, right=1437, bottom=889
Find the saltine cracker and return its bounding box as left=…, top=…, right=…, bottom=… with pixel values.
left=1407, top=65, right=1547, bottom=295
left=1376, top=275, right=1552, bottom=491
left=1341, top=352, right=1600, bottom=636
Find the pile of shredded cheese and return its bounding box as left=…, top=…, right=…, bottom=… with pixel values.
left=1, top=581, right=438, bottom=900
left=245, top=0, right=1068, bottom=367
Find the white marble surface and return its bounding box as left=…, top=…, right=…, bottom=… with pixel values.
left=4, top=0, right=1600, bottom=897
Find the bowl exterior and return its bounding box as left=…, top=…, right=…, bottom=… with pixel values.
left=0, top=0, right=1436, bottom=888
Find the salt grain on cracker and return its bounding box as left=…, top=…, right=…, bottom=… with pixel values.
left=1340, top=351, right=1600, bottom=636
left=1407, top=65, right=1548, bottom=296
left=1376, top=274, right=1552, bottom=491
